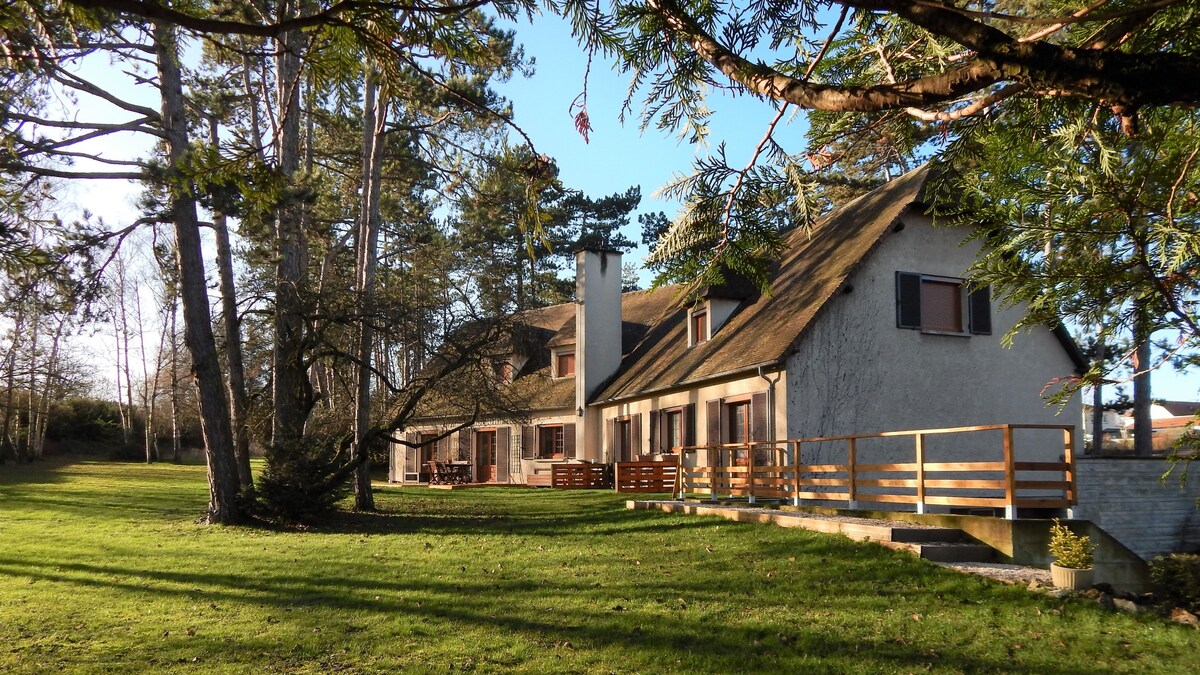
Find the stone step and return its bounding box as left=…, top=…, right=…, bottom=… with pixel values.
left=888, top=526, right=969, bottom=544
left=881, top=540, right=996, bottom=563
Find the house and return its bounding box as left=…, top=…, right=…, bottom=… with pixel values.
left=390, top=166, right=1087, bottom=489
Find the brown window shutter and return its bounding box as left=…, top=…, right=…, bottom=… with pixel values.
left=631, top=413, right=642, bottom=457
left=521, top=425, right=536, bottom=459
left=968, top=285, right=992, bottom=335
left=751, top=392, right=769, bottom=442
left=683, top=404, right=696, bottom=446
left=706, top=399, right=721, bottom=445
left=458, top=429, right=473, bottom=462
left=496, top=427, right=511, bottom=483
left=896, top=272, right=922, bottom=329
left=563, top=423, right=576, bottom=459
left=648, top=410, right=659, bottom=454
left=607, top=418, right=617, bottom=460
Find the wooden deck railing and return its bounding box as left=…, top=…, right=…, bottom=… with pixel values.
left=676, top=424, right=1075, bottom=519
left=552, top=463, right=611, bottom=489
left=614, top=461, right=678, bottom=493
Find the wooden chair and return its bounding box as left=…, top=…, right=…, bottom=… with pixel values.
left=427, top=460, right=444, bottom=485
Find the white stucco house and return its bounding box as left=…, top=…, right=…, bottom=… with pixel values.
left=390, top=166, right=1088, bottom=491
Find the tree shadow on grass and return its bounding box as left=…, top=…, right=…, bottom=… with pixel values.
left=0, top=551, right=1108, bottom=674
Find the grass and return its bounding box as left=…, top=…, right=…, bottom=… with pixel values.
left=0, top=460, right=1196, bottom=673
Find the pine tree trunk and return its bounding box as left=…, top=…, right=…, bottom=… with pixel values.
left=271, top=7, right=310, bottom=450
left=1091, top=340, right=1104, bottom=454
left=156, top=21, right=241, bottom=524
left=24, top=312, right=39, bottom=460
left=209, top=116, right=254, bottom=495
left=2, top=304, right=24, bottom=459
left=352, top=71, right=386, bottom=511
left=1133, top=332, right=1153, bottom=456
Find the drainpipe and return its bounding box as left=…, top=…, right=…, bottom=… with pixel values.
left=758, top=365, right=782, bottom=506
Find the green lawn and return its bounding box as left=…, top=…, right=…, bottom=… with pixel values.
left=0, top=460, right=1195, bottom=673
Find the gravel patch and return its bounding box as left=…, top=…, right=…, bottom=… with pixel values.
left=936, top=561, right=1053, bottom=587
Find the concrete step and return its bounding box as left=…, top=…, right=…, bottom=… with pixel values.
left=888, top=526, right=969, bottom=544
left=629, top=501, right=1000, bottom=563
left=882, top=540, right=996, bottom=563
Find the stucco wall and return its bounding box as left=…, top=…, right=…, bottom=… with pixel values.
left=785, top=210, right=1082, bottom=470
left=596, top=371, right=788, bottom=465
left=1073, top=457, right=1200, bottom=559
left=390, top=409, right=574, bottom=484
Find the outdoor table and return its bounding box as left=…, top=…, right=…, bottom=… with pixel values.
left=444, top=463, right=472, bottom=484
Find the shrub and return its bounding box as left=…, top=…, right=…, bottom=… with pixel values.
left=1149, top=553, right=1200, bottom=613
left=1048, top=519, right=1095, bottom=569
left=257, top=436, right=349, bottom=524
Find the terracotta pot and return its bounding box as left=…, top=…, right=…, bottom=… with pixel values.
left=1050, top=563, right=1094, bottom=590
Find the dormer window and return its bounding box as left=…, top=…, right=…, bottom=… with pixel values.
left=555, top=350, right=575, bottom=377
left=690, top=308, right=708, bottom=346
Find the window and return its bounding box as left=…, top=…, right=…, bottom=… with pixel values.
left=538, top=425, right=565, bottom=459
left=664, top=409, right=683, bottom=452
left=690, top=309, right=708, bottom=345
left=419, top=433, right=438, bottom=465
left=555, top=351, right=575, bottom=377
left=491, top=360, right=513, bottom=383
left=614, top=418, right=634, bottom=461
left=726, top=401, right=750, bottom=444
left=896, top=272, right=991, bottom=335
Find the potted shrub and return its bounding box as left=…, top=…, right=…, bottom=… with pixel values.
left=1049, top=519, right=1096, bottom=590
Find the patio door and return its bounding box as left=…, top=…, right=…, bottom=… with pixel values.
left=476, top=430, right=497, bottom=483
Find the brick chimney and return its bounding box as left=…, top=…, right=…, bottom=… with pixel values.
left=575, top=249, right=622, bottom=460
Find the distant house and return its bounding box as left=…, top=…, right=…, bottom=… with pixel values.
left=390, top=166, right=1086, bottom=486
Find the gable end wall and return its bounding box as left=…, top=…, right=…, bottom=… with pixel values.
left=784, top=211, right=1082, bottom=465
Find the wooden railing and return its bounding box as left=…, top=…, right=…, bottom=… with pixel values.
left=676, top=424, right=1075, bottom=519
left=552, top=463, right=610, bottom=489
left=615, top=461, right=678, bottom=493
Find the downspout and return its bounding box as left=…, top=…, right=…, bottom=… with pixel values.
left=757, top=365, right=781, bottom=441
left=758, top=365, right=782, bottom=506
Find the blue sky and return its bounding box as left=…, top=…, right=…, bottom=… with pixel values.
left=492, top=12, right=805, bottom=265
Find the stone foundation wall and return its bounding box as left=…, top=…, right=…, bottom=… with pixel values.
left=1074, top=457, right=1200, bottom=559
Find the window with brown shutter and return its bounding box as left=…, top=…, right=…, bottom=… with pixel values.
left=537, top=425, right=566, bottom=459
left=458, top=429, right=473, bottom=462
left=706, top=399, right=721, bottom=446
left=496, top=427, right=511, bottom=483
left=521, top=425, right=536, bottom=459
left=896, top=271, right=990, bottom=336
left=651, top=405, right=692, bottom=454
left=691, top=309, right=708, bottom=345
left=563, top=423, right=576, bottom=459
left=555, top=351, right=575, bottom=377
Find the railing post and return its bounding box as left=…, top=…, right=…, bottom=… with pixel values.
left=677, top=448, right=685, bottom=501
left=1063, top=425, right=1076, bottom=515
left=792, top=441, right=801, bottom=507
left=915, top=433, right=926, bottom=514
left=1003, top=424, right=1016, bottom=519
left=747, top=442, right=756, bottom=504
left=847, top=437, right=858, bottom=510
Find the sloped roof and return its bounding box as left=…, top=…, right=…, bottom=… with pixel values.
left=503, top=285, right=683, bottom=411
left=1159, top=401, right=1200, bottom=418
left=594, top=165, right=934, bottom=402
